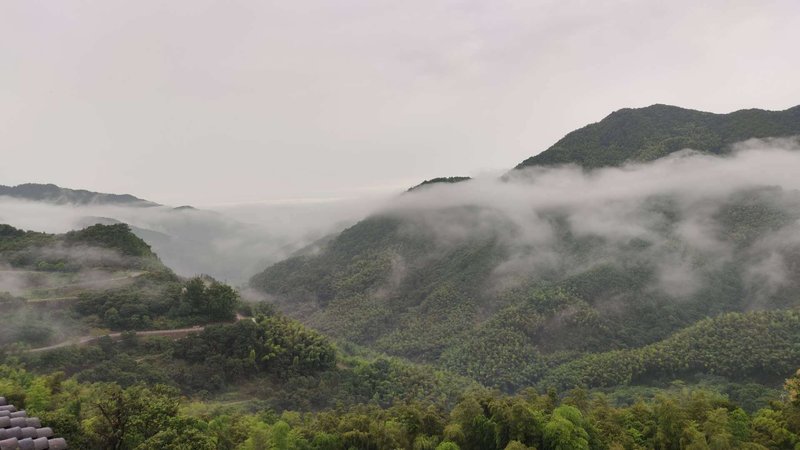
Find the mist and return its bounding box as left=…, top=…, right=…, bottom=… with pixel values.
left=3, top=138, right=800, bottom=296
left=366, top=138, right=800, bottom=302
left=0, top=193, right=386, bottom=284
left=0, top=243, right=148, bottom=348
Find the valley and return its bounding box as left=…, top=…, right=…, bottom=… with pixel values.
left=3, top=104, right=800, bottom=449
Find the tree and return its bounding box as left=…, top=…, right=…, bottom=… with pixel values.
left=87, top=383, right=180, bottom=450
left=728, top=408, right=750, bottom=444
left=507, top=401, right=543, bottom=446
left=750, top=409, right=797, bottom=450
left=543, top=406, right=589, bottom=450
left=703, top=408, right=733, bottom=450
left=436, top=442, right=460, bottom=450
left=135, top=427, right=215, bottom=450
left=785, top=369, right=800, bottom=406
left=206, top=282, right=238, bottom=321
left=681, top=421, right=710, bottom=450
left=270, top=421, right=291, bottom=450
left=240, top=422, right=270, bottom=450
left=504, top=441, right=531, bottom=450
left=413, top=435, right=439, bottom=450
left=25, top=377, right=51, bottom=412
left=654, top=396, right=687, bottom=450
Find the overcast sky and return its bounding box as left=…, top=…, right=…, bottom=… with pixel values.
left=2, top=0, right=799, bottom=206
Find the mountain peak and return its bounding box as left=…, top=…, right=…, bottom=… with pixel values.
left=407, top=176, right=472, bottom=192
left=515, top=104, right=800, bottom=170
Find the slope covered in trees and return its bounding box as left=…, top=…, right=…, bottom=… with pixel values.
left=0, top=223, right=239, bottom=347
left=251, top=105, right=800, bottom=395
left=9, top=310, right=475, bottom=412
left=7, top=103, right=800, bottom=448
left=5, top=358, right=800, bottom=449
left=514, top=104, right=800, bottom=169
left=0, top=222, right=162, bottom=271
left=251, top=183, right=800, bottom=391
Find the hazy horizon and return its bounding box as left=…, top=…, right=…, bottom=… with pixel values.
left=3, top=0, right=800, bottom=206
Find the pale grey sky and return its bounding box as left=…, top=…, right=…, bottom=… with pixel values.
left=2, top=0, right=799, bottom=206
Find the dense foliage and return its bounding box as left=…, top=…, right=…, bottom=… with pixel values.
left=0, top=223, right=162, bottom=271
left=4, top=361, right=800, bottom=449
left=8, top=105, right=800, bottom=448
left=71, top=275, right=239, bottom=329
left=0, top=223, right=238, bottom=347
left=250, top=184, right=800, bottom=392
left=174, top=317, right=337, bottom=380
left=8, top=314, right=475, bottom=412
left=0, top=224, right=54, bottom=252
left=64, top=223, right=156, bottom=257
left=539, top=310, right=800, bottom=391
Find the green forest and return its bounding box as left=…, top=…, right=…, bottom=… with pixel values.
left=4, top=356, right=800, bottom=449
left=5, top=104, right=800, bottom=448
left=249, top=185, right=800, bottom=394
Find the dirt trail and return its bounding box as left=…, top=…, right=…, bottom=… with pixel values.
left=25, top=271, right=147, bottom=302
left=27, top=315, right=254, bottom=353
left=51, top=271, right=147, bottom=289
left=27, top=296, right=80, bottom=303
left=27, top=326, right=206, bottom=353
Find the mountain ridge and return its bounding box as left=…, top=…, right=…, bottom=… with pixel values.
left=250, top=103, right=800, bottom=393
left=515, top=103, right=800, bottom=169
left=0, top=183, right=160, bottom=207
left=407, top=176, right=472, bottom=192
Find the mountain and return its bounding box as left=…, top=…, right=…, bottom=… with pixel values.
left=1, top=223, right=481, bottom=448
left=407, top=176, right=472, bottom=192
left=250, top=104, right=800, bottom=393
left=515, top=104, right=800, bottom=169
left=8, top=106, right=800, bottom=449
left=0, top=183, right=159, bottom=206
left=0, top=222, right=179, bottom=347
left=0, top=184, right=297, bottom=283
left=251, top=186, right=800, bottom=390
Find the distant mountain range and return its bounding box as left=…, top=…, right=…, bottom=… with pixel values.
left=0, top=184, right=291, bottom=283
left=0, top=183, right=159, bottom=206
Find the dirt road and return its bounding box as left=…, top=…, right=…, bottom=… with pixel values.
left=27, top=326, right=206, bottom=353
left=27, top=314, right=255, bottom=353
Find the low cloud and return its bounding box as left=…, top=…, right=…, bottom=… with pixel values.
left=3, top=138, right=800, bottom=297
left=375, top=138, right=800, bottom=301
left=0, top=193, right=386, bottom=284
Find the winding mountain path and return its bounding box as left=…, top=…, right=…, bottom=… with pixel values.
left=27, top=314, right=254, bottom=353
left=27, top=326, right=206, bottom=353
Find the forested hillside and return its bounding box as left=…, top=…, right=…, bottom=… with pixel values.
left=251, top=182, right=800, bottom=392
left=251, top=106, right=800, bottom=395
left=0, top=183, right=308, bottom=284
left=514, top=104, right=800, bottom=169
left=1, top=222, right=482, bottom=448
left=4, top=357, right=800, bottom=449
left=0, top=223, right=239, bottom=347
left=6, top=103, right=800, bottom=449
